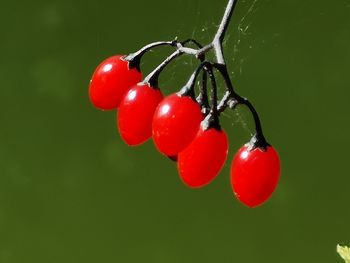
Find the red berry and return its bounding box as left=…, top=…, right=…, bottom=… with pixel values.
left=178, top=126, right=228, bottom=188
left=231, top=145, right=281, bottom=208
left=152, top=94, right=203, bottom=156
left=89, top=55, right=142, bottom=110
left=117, top=84, right=163, bottom=146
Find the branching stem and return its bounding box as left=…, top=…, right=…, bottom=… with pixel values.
left=125, top=0, right=270, bottom=148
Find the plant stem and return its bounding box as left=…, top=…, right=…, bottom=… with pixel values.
left=178, top=61, right=212, bottom=99
left=207, top=66, right=221, bottom=130
left=213, top=0, right=239, bottom=64
left=125, top=41, right=177, bottom=70
left=128, top=0, right=271, bottom=147
left=214, top=0, right=238, bottom=42
left=142, top=50, right=183, bottom=88
left=215, top=64, right=269, bottom=149
left=197, top=71, right=210, bottom=112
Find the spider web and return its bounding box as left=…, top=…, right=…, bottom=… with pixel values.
left=187, top=0, right=260, bottom=136
left=176, top=0, right=261, bottom=136
left=233, top=0, right=259, bottom=73
left=160, top=0, right=262, bottom=136
left=222, top=0, right=259, bottom=136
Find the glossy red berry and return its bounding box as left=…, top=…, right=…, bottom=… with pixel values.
left=89, top=55, right=142, bottom=110
left=178, top=126, right=228, bottom=188
left=152, top=94, right=203, bottom=157
left=117, top=84, right=163, bottom=146
left=231, top=145, right=281, bottom=208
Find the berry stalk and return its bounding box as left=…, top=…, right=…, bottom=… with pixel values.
left=89, top=0, right=281, bottom=207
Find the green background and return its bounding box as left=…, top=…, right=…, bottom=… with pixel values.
left=0, top=0, right=349, bottom=262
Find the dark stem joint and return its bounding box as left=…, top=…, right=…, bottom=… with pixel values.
left=247, top=134, right=271, bottom=152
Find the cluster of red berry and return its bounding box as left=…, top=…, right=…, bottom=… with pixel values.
left=88, top=0, right=281, bottom=208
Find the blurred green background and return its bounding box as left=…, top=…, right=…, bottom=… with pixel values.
left=0, top=0, right=349, bottom=262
